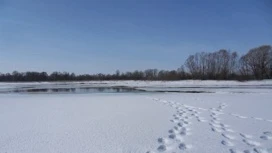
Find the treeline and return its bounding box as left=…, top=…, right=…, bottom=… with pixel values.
left=185, top=45, right=272, bottom=80
left=0, top=45, right=271, bottom=82
left=0, top=70, right=186, bottom=81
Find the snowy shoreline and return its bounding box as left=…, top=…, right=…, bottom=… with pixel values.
left=1, top=80, right=272, bottom=87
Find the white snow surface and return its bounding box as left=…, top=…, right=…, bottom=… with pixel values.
left=0, top=81, right=272, bottom=153
left=1, top=80, right=272, bottom=88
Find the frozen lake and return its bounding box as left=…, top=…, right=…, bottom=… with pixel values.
left=1, top=80, right=272, bottom=94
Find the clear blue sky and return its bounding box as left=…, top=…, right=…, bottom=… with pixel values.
left=1, top=0, right=271, bottom=74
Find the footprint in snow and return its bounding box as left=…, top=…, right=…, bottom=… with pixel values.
left=191, top=113, right=198, bottom=117
left=183, top=120, right=190, bottom=125
left=157, top=145, right=167, bottom=152
left=178, top=111, right=186, bottom=115
left=173, top=126, right=190, bottom=134
left=173, top=114, right=179, bottom=117
left=212, top=113, right=220, bottom=116
left=240, top=133, right=253, bottom=139
left=221, top=140, right=234, bottom=146
left=198, top=119, right=208, bottom=122
left=180, top=127, right=191, bottom=131
left=158, top=137, right=168, bottom=144
left=222, top=127, right=235, bottom=133
left=169, top=128, right=186, bottom=134
left=260, top=135, right=272, bottom=140
left=229, top=148, right=243, bottom=153
left=178, top=143, right=192, bottom=150
left=197, top=117, right=207, bottom=122
left=263, top=131, right=272, bottom=136
left=177, top=122, right=188, bottom=127
left=168, top=134, right=177, bottom=140
left=243, top=139, right=261, bottom=147
left=174, top=116, right=180, bottom=120
left=210, top=123, right=222, bottom=128
left=253, top=148, right=269, bottom=153
left=194, top=110, right=200, bottom=114
left=211, top=119, right=221, bottom=124
left=222, top=133, right=236, bottom=140
left=212, top=117, right=221, bottom=121
left=260, top=131, right=272, bottom=140
left=170, top=119, right=180, bottom=123
left=231, top=114, right=248, bottom=119
left=211, top=113, right=221, bottom=118
left=211, top=127, right=223, bottom=133
left=180, top=118, right=189, bottom=122
left=184, top=116, right=191, bottom=119
left=173, top=126, right=183, bottom=131
left=179, top=130, right=191, bottom=136
left=168, top=129, right=175, bottom=134
left=220, top=123, right=230, bottom=128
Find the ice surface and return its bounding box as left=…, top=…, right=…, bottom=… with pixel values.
left=1, top=80, right=272, bottom=94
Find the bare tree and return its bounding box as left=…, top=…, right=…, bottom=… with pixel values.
left=185, top=49, right=238, bottom=79
left=240, top=45, right=272, bottom=79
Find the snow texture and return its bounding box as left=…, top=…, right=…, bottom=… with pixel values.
left=0, top=81, right=272, bottom=153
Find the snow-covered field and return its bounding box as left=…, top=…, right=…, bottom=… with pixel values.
left=0, top=81, right=272, bottom=153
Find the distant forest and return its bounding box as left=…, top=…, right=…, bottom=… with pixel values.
left=1, top=45, right=271, bottom=82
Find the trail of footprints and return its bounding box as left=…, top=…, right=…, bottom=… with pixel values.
left=209, top=104, right=272, bottom=153
left=230, top=113, right=272, bottom=123
left=146, top=98, right=272, bottom=153
left=146, top=99, right=199, bottom=152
